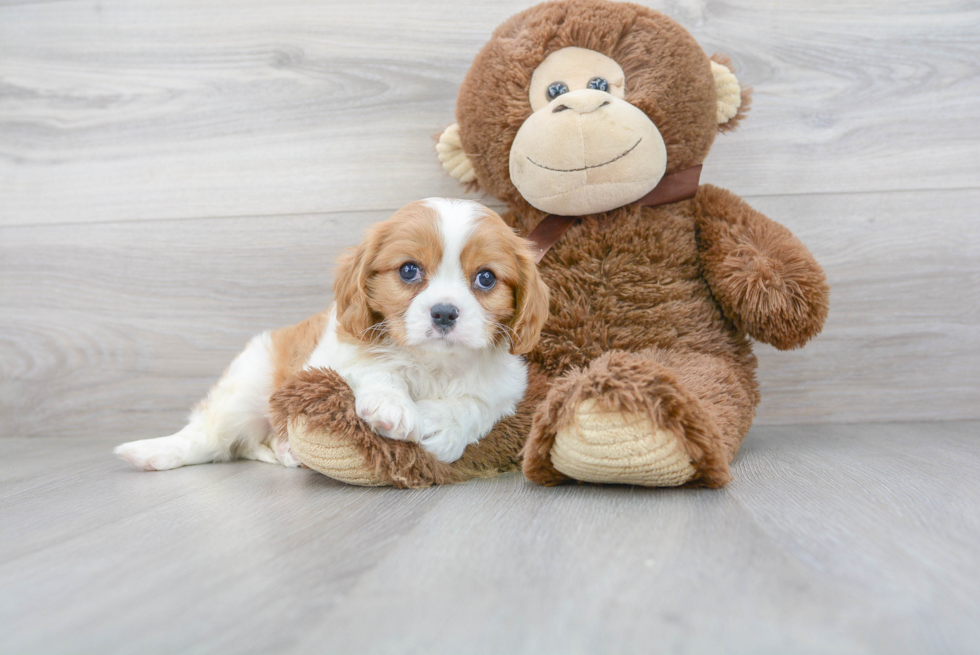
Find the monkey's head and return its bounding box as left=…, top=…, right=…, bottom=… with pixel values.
left=437, top=0, right=750, bottom=216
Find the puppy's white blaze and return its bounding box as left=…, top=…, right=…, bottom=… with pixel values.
left=404, top=198, right=489, bottom=349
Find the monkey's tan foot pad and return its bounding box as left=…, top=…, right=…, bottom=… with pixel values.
left=287, top=415, right=389, bottom=487
left=550, top=399, right=696, bottom=487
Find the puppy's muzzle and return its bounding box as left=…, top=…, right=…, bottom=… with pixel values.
left=430, top=303, right=458, bottom=333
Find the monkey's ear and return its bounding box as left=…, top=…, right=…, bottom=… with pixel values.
left=711, top=60, right=742, bottom=124
left=710, top=57, right=751, bottom=131
left=436, top=123, right=478, bottom=186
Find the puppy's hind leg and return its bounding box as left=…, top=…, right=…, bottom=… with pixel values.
left=115, top=332, right=277, bottom=471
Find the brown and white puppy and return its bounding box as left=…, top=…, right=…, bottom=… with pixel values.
left=115, top=198, right=549, bottom=469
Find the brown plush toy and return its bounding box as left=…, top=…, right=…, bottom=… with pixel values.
left=277, top=0, right=829, bottom=488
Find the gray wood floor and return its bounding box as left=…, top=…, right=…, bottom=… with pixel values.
left=2, top=421, right=978, bottom=654
left=2, top=0, right=979, bottom=652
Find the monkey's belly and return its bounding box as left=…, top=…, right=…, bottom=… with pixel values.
left=523, top=206, right=748, bottom=376
left=529, top=265, right=745, bottom=376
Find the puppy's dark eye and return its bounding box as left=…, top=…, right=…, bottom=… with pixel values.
left=398, top=262, right=422, bottom=283
left=587, top=77, right=609, bottom=92
left=547, top=81, right=569, bottom=100
left=474, top=269, right=496, bottom=290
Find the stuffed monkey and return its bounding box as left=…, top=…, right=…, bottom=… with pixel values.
left=278, top=0, right=829, bottom=488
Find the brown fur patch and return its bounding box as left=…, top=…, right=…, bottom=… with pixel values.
left=507, top=197, right=766, bottom=488
left=509, top=233, right=551, bottom=356
left=334, top=201, right=442, bottom=344
left=461, top=209, right=550, bottom=354
left=461, top=210, right=520, bottom=347
left=269, top=311, right=330, bottom=390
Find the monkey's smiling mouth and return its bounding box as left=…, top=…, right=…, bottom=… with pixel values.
left=526, top=138, right=643, bottom=173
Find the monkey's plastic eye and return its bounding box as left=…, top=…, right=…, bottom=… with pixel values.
left=474, top=269, right=496, bottom=290
left=547, top=82, right=569, bottom=100
left=587, top=77, right=609, bottom=92
left=399, top=262, right=422, bottom=283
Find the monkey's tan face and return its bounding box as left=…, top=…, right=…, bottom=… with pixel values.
left=508, top=47, right=668, bottom=216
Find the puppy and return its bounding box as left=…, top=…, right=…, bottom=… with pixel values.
left=115, top=198, right=549, bottom=470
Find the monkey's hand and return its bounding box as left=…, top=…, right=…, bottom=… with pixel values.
left=694, top=185, right=829, bottom=350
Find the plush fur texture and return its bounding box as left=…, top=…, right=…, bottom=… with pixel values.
left=514, top=195, right=767, bottom=487
left=278, top=0, right=828, bottom=488
left=710, top=53, right=753, bottom=133
left=694, top=185, right=830, bottom=350
left=271, top=365, right=550, bottom=488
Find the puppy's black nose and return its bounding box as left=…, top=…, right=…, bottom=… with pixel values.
left=430, top=303, right=459, bottom=331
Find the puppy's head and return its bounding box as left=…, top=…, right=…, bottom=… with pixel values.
left=334, top=198, right=549, bottom=354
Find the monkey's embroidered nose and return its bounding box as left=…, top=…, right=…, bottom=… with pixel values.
left=551, top=89, right=611, bottom=114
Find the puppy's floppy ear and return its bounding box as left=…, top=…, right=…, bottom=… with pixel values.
left=334, top=223, right=385, bottom=340
left=509, top=243, right=550, bottom=355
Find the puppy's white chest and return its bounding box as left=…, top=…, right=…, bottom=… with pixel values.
left=402, top=358, right=479, bottom=401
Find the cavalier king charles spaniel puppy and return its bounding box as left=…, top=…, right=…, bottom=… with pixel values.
left=115, top=198, right=549, bottom=469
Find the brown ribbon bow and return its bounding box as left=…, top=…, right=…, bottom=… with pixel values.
left=526, top=164, right=702, bottom=263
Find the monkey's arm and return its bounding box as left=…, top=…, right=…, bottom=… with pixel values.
left=693, top=184, right=829, bottom=350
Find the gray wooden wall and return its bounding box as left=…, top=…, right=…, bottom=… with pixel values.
left=1, top=0, right=978, bottom=440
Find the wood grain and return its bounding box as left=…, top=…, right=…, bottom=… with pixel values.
left=1, top=422, right=978, bottom=653
left=300, top=422, right=980, bottom=654
left=0, top=210, right=367, bottom=440
left=1, top=0, right=978, bottom=226
left=751, top=188, right=980, bottom=424
left=1, top=188, right=977, bottom=441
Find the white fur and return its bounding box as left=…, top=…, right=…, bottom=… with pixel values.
left=115, top=198, right=528, bottom=469
left=114, top=332, right=298, bottom=470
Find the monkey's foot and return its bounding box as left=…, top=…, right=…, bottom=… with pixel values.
left=522, top=350, right=732, bottom=488
left=549, top=399, right=696, bottom=486
left=288, top=414, right=388, bottom=486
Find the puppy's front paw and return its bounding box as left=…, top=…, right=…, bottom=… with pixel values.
left=356, top=392, right=421, bottom=442
left=416, top=400, right=466, bottom=463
